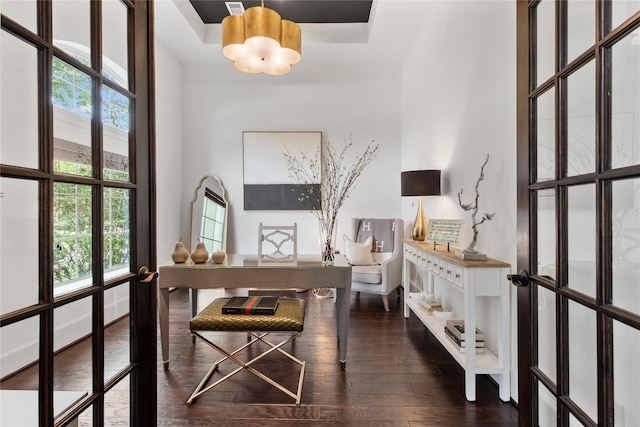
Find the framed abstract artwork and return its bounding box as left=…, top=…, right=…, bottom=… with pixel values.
left=242, top=131, right=322, bottom=210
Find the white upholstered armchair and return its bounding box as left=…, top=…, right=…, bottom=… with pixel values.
left=342, top=218, right=404, bottom=311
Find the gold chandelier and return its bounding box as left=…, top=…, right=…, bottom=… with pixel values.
left=222, top=1, right=302, bottom=75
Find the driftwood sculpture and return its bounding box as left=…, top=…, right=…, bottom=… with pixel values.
left=456, top=154, right=494, bottom=259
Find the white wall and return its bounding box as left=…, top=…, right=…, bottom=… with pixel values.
left=179, top=64, right=403, bottom=255
left=155, top=41, right=184, bottom=265
left=400, top=1, right=518, bottom=400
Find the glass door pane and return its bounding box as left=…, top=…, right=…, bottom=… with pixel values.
left=53, top=182, right=93, bottom=296
left=537, top=90, right=556, bottom=182
left=1, top=30, right=39, bottom=169
left=53, top=58, right=93, bottom=177
left=104, top=375, right=130, bottom=425
left=0, top=0, right=37, bottom=33
left=567, top=184, right=596, bottom=297
left=536, top=0, right=555, bottom=84
left=103, top=187, right=130, bottom=278
left=0, top=178, right=39, bottom=315
left=613, top=320, right=640, bottom=426
left=566, top=61, right=595, bottom=177
left=52, top=0, right=91, bottom=65
left=53, top=297, right=93, bottom=391
left=102, top=87, right=130, bottom=181
left=611, top=2, right=640, bottom=32
left=611, top=178, right=640, bottom=315
left=104, top=283, right=130, bottom=382
left=0, top=317, right=39, bottom=380
left=102, top=0, right=129, bottom=89
left=611, top=30, right=640, bottom=170
left=567, top=0, right=595, bottom=64
left=568, top=300, right=597, bottom=422
left=537, top=286, right=557, bottom=382
left=537, top=188, right=556, bottom=278
left=538, top=381, right=557, bottom=427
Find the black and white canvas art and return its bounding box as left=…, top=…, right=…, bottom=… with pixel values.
left=243, top=131, right=322, bottom=210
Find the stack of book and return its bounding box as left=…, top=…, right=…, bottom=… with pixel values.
left=222, top=296, right=280, bottom=315
left=444, top=320, right=485, bottom=354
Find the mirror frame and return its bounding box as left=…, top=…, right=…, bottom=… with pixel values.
left=188, top=174, right=228, bottom=255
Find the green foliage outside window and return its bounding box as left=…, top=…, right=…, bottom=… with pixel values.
left=53, top=162, right=130, bottom=286
left=53, top=57, right=92, bottom=118
left=53, top=181, right=93, bottom=285
left=103, top=186, right=130, bottom=271
left=102, top=85, right=130, bottom=131
left=54, top=159, right=92, bottom=177
left=104, top=166, right=129, bottom=182
left=52, top=57, right=130, bottom=131
left=52, top=53, right=131, bottom=288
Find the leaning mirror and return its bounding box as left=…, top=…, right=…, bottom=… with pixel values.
left=189, top=175, right=228, bottom=256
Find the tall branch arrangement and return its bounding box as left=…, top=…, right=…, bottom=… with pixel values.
left=284, top=136, right=379, bottom=261
left=457, top=154, right=495, bottom=253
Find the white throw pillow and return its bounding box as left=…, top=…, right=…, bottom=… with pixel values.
left=343, top=235, right=375, bottom=266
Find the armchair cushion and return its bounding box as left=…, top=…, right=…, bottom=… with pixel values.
left=344, top=235, right=375, bottom=266
left=351, top=265, right=382, bottom=284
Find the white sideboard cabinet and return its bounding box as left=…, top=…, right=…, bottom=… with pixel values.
left=403, top=241, right=511, bottom=402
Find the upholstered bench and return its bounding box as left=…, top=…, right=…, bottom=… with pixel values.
left=187, top=297, right=306, bottom=406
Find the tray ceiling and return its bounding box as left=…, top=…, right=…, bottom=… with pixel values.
left=188, top=0, right=373, bottom=24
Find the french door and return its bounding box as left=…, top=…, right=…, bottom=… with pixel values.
left=0, top=1, right=156, bottom=425
left=515, top=0, right=639, bottom=426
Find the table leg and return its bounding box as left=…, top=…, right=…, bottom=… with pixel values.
left=189, top=288, right=198, bottom=343
left=189, top=288, right=198, bottom=318
left=403, top=257, right=410, bottom=318
left=158, top=287, right=170, bottom=370
left=464, top=280, right=476, bottom=401
left=335, top=286, right=349, bottom=369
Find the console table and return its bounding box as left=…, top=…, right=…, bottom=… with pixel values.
left=158, top=255, right=352, bottom=369
left=403, top=241, right=511, bottom=402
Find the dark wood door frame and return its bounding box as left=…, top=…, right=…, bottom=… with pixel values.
left=516, top=1, right=640, bottom=425
left=131, top=0, right=157, bottom=424
left=0, top=1, right=157, bottom=424
left=516, top=2, right=533, bottom=426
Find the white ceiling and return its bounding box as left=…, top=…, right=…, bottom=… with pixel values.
left=154, top=0, right=434, bottom=79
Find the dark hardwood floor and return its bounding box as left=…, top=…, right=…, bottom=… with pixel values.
left=1, top=288, right=518, bottom=426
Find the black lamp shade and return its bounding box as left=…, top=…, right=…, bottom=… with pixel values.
left=401, top=170, right=441, bottom=196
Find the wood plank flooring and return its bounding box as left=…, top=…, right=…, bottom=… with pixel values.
left=159, top=288, right=519, bottom=426
left=1, top=288, right=518, bottom=426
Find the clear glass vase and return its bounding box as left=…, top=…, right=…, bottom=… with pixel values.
left=318, top=218, right=338, bottom=266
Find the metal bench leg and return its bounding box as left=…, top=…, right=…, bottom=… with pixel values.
left=187, top=330, right=305, bottom=406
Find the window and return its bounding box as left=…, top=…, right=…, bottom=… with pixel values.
left=53, top=181, right=92, bottom=287
left=199, top=188, right=227, bottom=254
left=52, top=57, right=91, bottom=118
left=51, top=42, right=130, bottom=295
left=53, top=172, right=130, bottom=295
